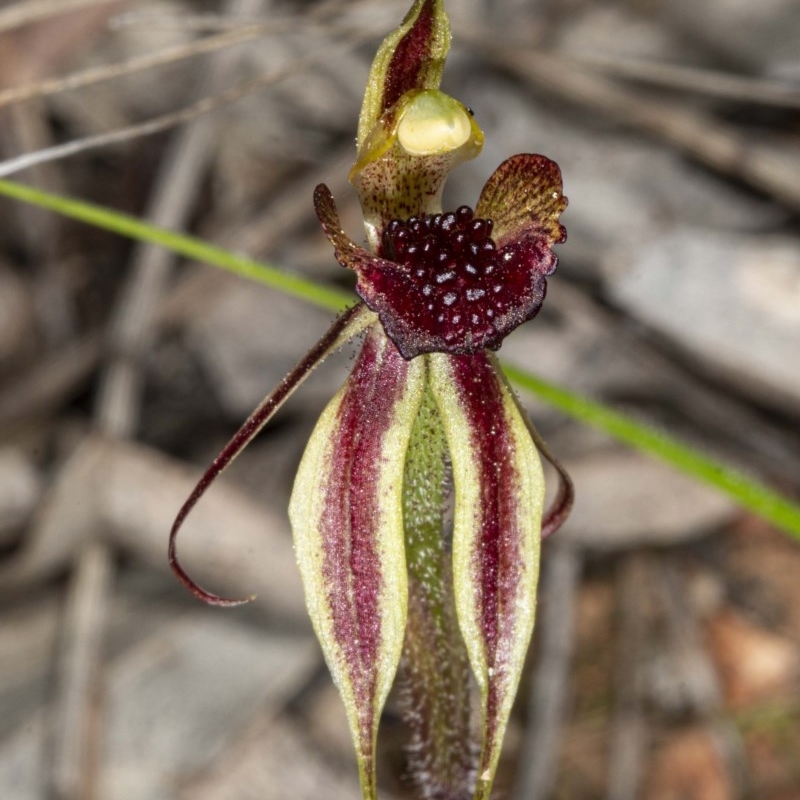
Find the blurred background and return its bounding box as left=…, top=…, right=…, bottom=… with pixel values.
left=1, top=0, right=799, bottom=798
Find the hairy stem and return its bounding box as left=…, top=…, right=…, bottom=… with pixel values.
left=400, top=381, right=476, bottom=800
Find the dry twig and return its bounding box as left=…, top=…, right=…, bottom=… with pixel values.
left=0, top=25, right=268, bottom=109
left=468, top=35, right=800, bottom=213
left=0, top=0, right=367, bottom=110
left=0, top=29, right=376, bottom=178
left=512, top=542, right=583, bottom=800
left=48, top=3, right=272, bottom=796
left=0, top=0, right=120, bottom=34
left=570, top=54, right=800, bottom=110
left=608, top=553, right=651, bottom=800
left=49, top=543, right=113, bottom=800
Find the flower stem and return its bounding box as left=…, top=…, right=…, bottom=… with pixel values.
left=401, top=383, right=475, bottom=800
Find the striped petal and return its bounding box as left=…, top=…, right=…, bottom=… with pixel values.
left=428, top=351, right=545, bottom=800
left=351, top=1, right=484, bottom=248
left=289, top=328, right=425, bottom=800
left=169, top=303, right=373, bottom=606
left=400, top=385, right=475, bottom=799
left=475, top=153, right=567, bottom=252
left=356, top=0, right=451, bottom=153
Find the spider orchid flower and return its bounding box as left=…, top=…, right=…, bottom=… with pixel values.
left=169, top=2, right=573, bottom=799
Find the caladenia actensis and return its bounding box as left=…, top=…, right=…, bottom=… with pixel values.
left=169, top=2, right=574, bottom=799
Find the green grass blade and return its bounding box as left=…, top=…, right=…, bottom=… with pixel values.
left=0, top=177, right=350, bottom=312
left=502, top=364, right=800, bottom=540
left=1, top=176, right=798, bottom=540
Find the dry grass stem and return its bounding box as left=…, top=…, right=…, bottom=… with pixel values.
left=512, top=543, right=582, bottom=800
left=571, top=54, right=800, bottom=110
left=607, top=554, right=651, bottom=800
left=49, top=542, right=113, bottom=800
left=109, top=0, right=369, bottom=32
left=469, top=35, right=800, bottom=213
left=0, top=29, right=376, bottom=178
left=0, top=0, right=369, bottom=111
left=0, top=0, right=120, bottom=34
left=0, top=26, right=268, bottom=109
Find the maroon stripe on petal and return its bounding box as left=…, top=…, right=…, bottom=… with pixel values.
left=384, top=0, right=436, bottom=112
left=319, top=330, right=412, bottom=741
left=432, top=351, right=543, bottom=797
left=169, top=303, right=369, bottom=607
left=475, top=154, right=567, bottom=253
left=448, top=352, right=524, bottom=679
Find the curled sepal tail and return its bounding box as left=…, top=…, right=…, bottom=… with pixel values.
left=289, top=328, right=426, bottom=800
left=518, top=407, right=574, bottom=538
left=428, top=351, right=545, bottom=800
left=168, top=303, right=374, bottom=607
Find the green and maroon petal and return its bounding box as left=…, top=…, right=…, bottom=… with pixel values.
left=475, top=153, right=567, bottom=257
left=169, top=303, right=373, bottom=606
left=314, top=183, right=401, bottom=279
left=356, top=0, right=450, bottom=153
left=428, top=351, right=545, bottom=800
left=352, top=0, right=482, bottom=241
left=400, top=385, right=475, bottom=798
left=288, top=328, right=425, bottom=800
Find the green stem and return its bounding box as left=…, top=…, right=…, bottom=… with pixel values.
left=401, top=383, right=475, bottom=800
